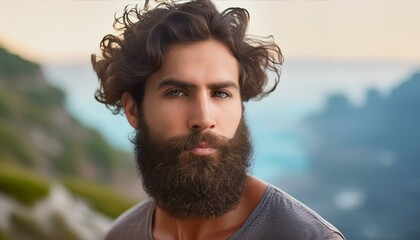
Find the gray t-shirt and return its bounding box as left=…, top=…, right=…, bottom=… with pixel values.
left=105, top=185, right=345, bottom=240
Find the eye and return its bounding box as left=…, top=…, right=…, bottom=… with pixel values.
left=166, top=89, right=187, bottom=97
left=212, top=90, right=231, bottom=99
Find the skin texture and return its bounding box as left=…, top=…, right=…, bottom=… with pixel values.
left=124, top=39, right=242, bottom=140
left=122, top=39, right=268, bottom=240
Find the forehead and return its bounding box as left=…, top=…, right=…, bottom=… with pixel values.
left=147, top=39, right=240, bottom=88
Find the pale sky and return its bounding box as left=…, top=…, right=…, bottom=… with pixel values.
left=0, top=0, right=419, bottom=64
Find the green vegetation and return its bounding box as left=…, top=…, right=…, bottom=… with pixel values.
left=0, top=161, right=137, bottom=219
left=9, top=213, right=50, bottom=240
left=49, top=214, right=82, bottom=240
left=62, top=176, right=137, bottom=219
left=0, top=162, right=49, bottom=206
left=0, top=44, right=140, bottom=240
left=0, top=91, right=13, bottom=118
left=24, top=85, right=65, bottom=108
left=0, top=47, right=39, bottom=77
left=0, top=122, right=35, bottom=166
left=84, top=132, right=116, bottom=178
left=0, top=43, right=134, bottom=183
left=8, top=212, right=81, bottom=240
left=0, top=85, right=19, bottom=120
left=0, top=229, right=7, bottom=240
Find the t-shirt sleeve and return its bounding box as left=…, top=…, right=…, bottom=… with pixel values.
left=105, top=199, right=154, bottom=240
left=229, top=185, right=345, bottom=240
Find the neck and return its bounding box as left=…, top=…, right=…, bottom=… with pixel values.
left=152, top=176, right=267, bottom=240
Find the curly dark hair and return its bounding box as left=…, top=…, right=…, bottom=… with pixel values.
left=91, top=0, right=283, bottom=114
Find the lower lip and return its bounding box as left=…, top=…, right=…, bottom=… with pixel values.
left=189, top=147, right=217, bottom=155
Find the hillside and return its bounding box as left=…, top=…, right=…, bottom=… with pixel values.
left=0, top=47, right=142, bottom=239
left=0, top=46, right=144, bottom=185
left=0, top=47, right=127, bottom=181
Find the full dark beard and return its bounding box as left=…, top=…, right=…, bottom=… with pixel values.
left=133, top=118, right=253, bottom=220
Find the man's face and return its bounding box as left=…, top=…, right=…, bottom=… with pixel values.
left=130, top=40, right=252, bottom=219
left=142, top=39, right=242, bottom=142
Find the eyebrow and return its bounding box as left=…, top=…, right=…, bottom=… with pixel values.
left=156, top=79, right=196, bottom=90
left=156, top=79, right=239, bottom=91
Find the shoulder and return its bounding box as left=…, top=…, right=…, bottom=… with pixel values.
left=105, top=198, right=155, bottom=240
left=268, top=186, right=345, bottom=239
left=231, top=185, right=345, bottom=240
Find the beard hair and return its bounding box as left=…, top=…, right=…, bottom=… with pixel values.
left=133, top=117, right=253, bottom=220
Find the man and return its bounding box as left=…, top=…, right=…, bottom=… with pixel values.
left=92, top=0, right=345, bottom=239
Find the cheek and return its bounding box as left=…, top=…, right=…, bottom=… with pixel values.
left=143, top=103, right=186, bottom=136
left=219, top=102, right=243, bottom=138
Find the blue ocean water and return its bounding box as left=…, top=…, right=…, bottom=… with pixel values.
left=43, top=60, right=418, bottom=183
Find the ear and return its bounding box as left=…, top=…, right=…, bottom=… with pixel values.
left=121, top=92, right=138, bottom=129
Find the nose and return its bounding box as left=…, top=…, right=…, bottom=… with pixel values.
left=188, top=92, right=216, bottom=132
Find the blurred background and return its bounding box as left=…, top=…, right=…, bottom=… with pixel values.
left=0, top=0, right=419, bottom=239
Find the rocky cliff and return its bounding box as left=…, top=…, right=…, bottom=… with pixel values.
left=0, top=46, right=142, bottom=239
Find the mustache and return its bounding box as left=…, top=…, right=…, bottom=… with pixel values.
left=163, top=131, right=230, bottom=153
